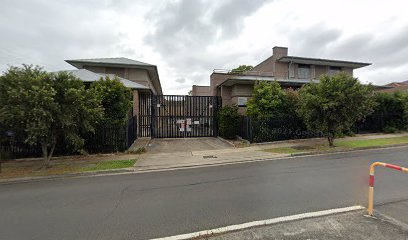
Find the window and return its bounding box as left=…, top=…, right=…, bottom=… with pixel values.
left=298, top=64, right=310, bottom=79
left=329, top=66, right=342, bottom=75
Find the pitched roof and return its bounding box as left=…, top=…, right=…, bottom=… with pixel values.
left=65, top=57, right=154, bottom=68
left=64, top=57, right=163, bottom=94
left=62, top=69, right=149, bottom=89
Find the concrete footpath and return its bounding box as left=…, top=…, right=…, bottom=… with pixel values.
left=134, top=133, right=408, bottom=171
left=155, top=200, right=408, bottom=240
left=207, top=209, right=408, bottom=240
left=204, top=201, right=408, bottom=240
left=134, top=147, right=287, bottom=171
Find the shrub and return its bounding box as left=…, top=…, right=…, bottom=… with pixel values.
left=218, top=105, right=240, bottom=139
left=370, top=91, right=408, bottom=131
left=90, top=76, right=132, bottom=125
left=246, top=81, right=286, bottom=119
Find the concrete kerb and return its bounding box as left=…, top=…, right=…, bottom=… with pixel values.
left=216, top=136, right=236, bottom=147
left=0, top=167, right=134, bottom=185
left=151, top=206, right=365, bottom=240
left=4, top=145, right=408, bottom=185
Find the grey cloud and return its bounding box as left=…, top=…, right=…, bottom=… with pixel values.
left=286, top=24, right=343, bottom=57
left=0, top=0, right=133, bottom=72
left=211, top=0, right=269, bottom=38
left=144, top=0, right=270, bottom=91
left=327, top=25, right=408, bottom=69
left=175, top=78, right=186, bottom=83
left=145, top=0, right=270, bottom=55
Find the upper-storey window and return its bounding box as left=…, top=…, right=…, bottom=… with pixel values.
left=298, top=64, right=310, bottom=79
left=329, top=66, right=342, bottom=75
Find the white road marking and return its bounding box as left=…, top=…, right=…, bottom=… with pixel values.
left=150, top=205, right=365, bottom=240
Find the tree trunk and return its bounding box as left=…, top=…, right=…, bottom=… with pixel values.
left=41, top=139, right=56, bottom=169
left=328, top=134, right=334, bottom=147
left=41, top=143, right=50, bottom=168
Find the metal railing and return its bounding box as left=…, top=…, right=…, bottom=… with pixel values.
left=368, top=162, right=408, bottom=215
left=212, top=69, right=275, bottom=77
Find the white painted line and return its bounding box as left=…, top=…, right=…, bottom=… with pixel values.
left=150, top=205, right=365, bottom=240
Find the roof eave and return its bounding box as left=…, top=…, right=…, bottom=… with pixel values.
left=64, top=60, right=155, bottom=69
left=278, top=56, right=371, bottom=69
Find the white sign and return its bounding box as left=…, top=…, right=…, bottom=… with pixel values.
left=238, top=97, right=248, bottom=107
left=193, top=121, right=200, bottom=125
left=157, top=104, right=161, bottom=108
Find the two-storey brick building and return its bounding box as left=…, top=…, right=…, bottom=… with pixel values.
left=193, top=46, right=371, bottom=113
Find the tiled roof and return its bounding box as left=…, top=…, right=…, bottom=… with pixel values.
left=65, top=57, right=154, bottom=67
left=62, top=69, right=149, bottom=89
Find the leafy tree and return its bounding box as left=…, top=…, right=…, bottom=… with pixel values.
left=0, top=65, right=103, bottom=167
left=246, top=81, right=286, bottom=119
left=90, top=76, right=132, bottom=125
left=297, top=72, right=375, bottom=147
left=230, top=65, right=254, bottom=74
left=218, top=105, right=240, bottom=139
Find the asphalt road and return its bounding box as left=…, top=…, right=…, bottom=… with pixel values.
left=1, top=147, right=408, bottom=240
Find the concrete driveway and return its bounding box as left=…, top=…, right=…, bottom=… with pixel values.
left=145, top=137, right=233, bottom=154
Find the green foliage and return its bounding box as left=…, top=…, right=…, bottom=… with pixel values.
left=218, top=105, right=240, bottom=139
left=230, top=65, right=254, bottom=74
left=297, top=72, right=375, bottom=146
left=90, top=76, right=132, bottom=125
left=246, top=81, right=286, bottom=119
left=0, top=65, right=103, bottom=166
left=282, top=88, right=300, bottom=117
left=371, top=91, right=408, bottom=130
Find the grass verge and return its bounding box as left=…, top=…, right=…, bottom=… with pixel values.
left=81, top=159, right=136, bottom=172
left=336, top=136, right=408, bottom=148
left=0, top=158, right=137, bottom=180
left=262, top=136, right=408, bottom=154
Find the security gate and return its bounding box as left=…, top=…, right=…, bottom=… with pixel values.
left=139, top=94, right=221, bottom=138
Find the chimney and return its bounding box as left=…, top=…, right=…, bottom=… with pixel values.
left=272, top=46, right=288, bottom=59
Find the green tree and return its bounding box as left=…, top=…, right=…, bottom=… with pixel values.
left=297, top=72, right=375, bottom=147
left=0, top=65, right=103, bottom=167
left=246, top=81, right=285, bottom=119
left=90, top=76, right=132, bottom=125
left=218, top=105, right=240, bottom=139
left=230, top=65, right=254, bottom=74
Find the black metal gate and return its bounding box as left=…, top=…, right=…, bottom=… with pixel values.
left=139, top=94, right=221, bottom=138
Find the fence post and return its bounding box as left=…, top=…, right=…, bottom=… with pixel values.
left=248, top=117, right=253, bottom=143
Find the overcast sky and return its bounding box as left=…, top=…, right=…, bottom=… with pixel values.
left=1, top=0, right=407, bottom=94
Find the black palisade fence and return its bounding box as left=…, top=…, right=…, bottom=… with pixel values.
left=239, top=116, right=323, bottom=143
left=0, top=116, right=137, bottom=159
left=239, top=113, right=394, bottom=143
